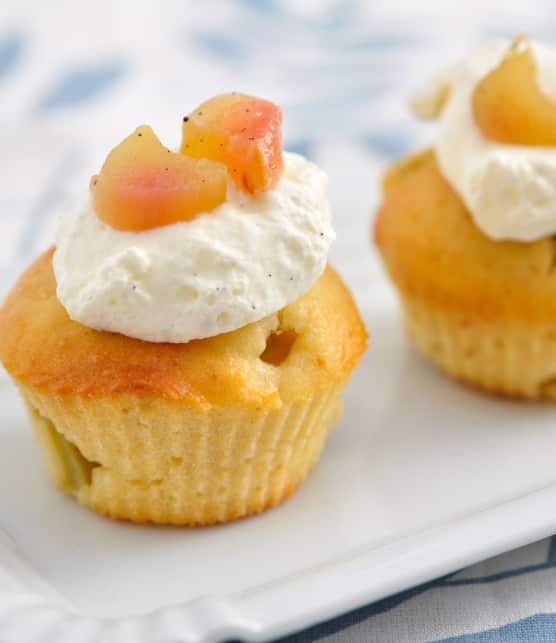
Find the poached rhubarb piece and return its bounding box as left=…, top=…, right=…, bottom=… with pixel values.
left=91, top=125, right=228, bottom=231
left=472, top=38, right=556, bottom=146
left=181, top=93, right=284, bottom=193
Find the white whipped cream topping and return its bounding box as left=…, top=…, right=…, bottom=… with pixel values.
left=53, top=152, right=334, bottom=343
left=410, top=41, right=556, bottom=241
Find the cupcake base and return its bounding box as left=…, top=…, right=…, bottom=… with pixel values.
left=0, top=253, right=366, bottom=526
left=375, top=149, right=556, bottom=401
left=401, top=291, right=556, bottom=400
left=20, top=383, right=344, bottom=525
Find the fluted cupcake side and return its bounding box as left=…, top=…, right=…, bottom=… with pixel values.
left=398, top=290, right=556, bottom=399
left=20, top=382, right=345, bottom=525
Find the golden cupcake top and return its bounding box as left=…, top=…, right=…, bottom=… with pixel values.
left=0, top=249, right=366, bottom=406
left=376, top=149, right=556, bottom=322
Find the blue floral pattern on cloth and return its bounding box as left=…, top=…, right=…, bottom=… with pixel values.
left=36, top=62, right=126, bottom=112
left=1, top=1, right=555, bottom=641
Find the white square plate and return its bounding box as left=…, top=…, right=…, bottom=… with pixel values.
left=1, top=279, right=556, bottom=643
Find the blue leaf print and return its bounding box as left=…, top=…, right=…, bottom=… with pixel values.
left=285, top=139, right=313, bottom=159
left=193, top=33, right=247, bottom=60
left=363, top=132, right=412, bottom=160
left=237, top=0, right=281, bottom=15
left=0, top=33, right=24, bottom=81
left=345, top=33, right=420, bottom=51
left=37, top=61, right=125, bottom=112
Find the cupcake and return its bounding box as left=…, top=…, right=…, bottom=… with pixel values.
left=0, top=94, right=366, bottom=524
left=374, top=37, right=556, bottom=399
